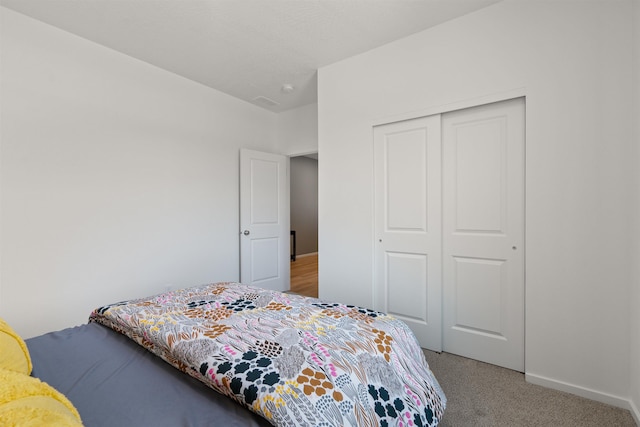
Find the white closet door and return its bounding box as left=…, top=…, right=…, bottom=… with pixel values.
left=374, top=115, right=442, bottom=351
left=442, top=98, right=525, bottom=371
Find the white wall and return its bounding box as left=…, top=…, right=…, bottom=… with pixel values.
left=318, top=0, right=635, bottom=409
left=277, top=103, right=318, bottom=156
left=631, top=0, right=640, bottom=422
left=290, top=156, right=318, bottom=255
left=0, top=7, right=278, bottom=338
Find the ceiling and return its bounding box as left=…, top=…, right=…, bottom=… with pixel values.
left=1, top=0, right=500, bottom=112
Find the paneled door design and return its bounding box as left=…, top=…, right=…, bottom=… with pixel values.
left=373, top=115, right=443, bottom=351
left=240, top=149, right=290, bottom=292
left=442, top=98, right=525, bottom=371
left=374, top=98, right=525, bottom=370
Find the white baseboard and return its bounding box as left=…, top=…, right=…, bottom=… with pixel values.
left=630, top=398, right=640, bottom=426
left=294, top=252, right=318, bottom=259
left=526, top=373, right=636, bottom=419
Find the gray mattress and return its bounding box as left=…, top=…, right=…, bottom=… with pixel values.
left=26, top=323, right=271, bottom=427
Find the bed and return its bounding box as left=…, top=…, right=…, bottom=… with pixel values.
left=21, top=282, right=446, bottom=426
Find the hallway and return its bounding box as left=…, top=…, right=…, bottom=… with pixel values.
left=289, top=254, right=318, bottom=298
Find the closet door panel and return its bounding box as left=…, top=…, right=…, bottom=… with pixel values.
left=442, top=98, right=525, bottom=372
left=374, top=115, right=442, bottom=351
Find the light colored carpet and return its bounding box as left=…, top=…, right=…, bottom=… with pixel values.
left=423, top=350, right=637, bottom=427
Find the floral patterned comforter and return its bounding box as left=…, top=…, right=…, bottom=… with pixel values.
left=89, top=282, right=446, bottom=427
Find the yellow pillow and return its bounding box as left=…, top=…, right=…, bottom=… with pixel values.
left=0, top=368, right=83, bottom=427
left=0, top=317, right=32, bottom=375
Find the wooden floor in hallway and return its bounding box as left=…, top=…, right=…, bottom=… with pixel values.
left=290, top=253, right=318, bottom=298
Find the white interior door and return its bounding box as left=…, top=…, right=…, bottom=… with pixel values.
left=442, top=98, right=525, bottom=371
left=373, top=115, right=442, bottom=351
left=240, top=149, right=289, bottom=292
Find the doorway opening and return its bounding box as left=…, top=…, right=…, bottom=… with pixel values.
left=290, top=153, right=318, bottom=297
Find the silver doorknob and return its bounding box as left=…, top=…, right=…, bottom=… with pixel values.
left=243, top=230, right=250, bottom=236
